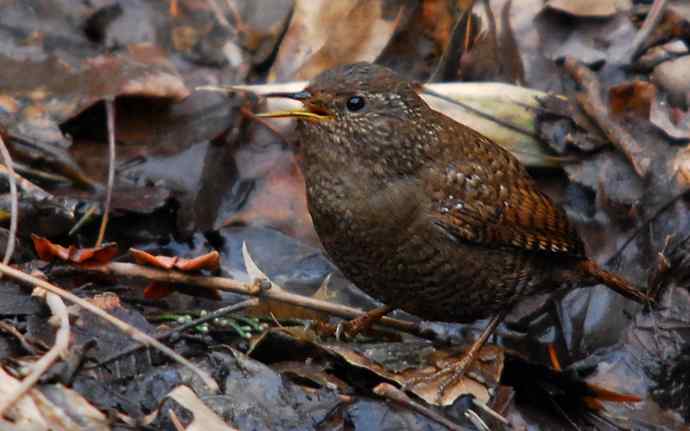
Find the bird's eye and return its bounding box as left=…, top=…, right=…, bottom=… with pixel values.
left=346, top=95, right=366, bottom=112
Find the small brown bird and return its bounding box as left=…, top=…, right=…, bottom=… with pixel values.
left=259, top=62, right=649, bottom=401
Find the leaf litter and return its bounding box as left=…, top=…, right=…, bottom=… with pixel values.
left=0, top=0, right=690, bottom=429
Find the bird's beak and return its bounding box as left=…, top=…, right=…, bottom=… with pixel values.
left=257, top=91, right=332, bottom=122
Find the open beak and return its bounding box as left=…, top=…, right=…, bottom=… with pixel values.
left=256, top=91, right=332, bottom=121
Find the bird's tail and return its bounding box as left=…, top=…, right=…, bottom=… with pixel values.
left=578, top=260, right=653, bottom=304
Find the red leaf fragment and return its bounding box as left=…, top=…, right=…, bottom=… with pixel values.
left=129, top=248, right=219, bottom=272
left=175, top=251, right=220, bottom=271
left=143, top=282, right=173, bottom=300
left=31, top=234, right=118, bottom=265
left=130, top=248, right=177, bottom=269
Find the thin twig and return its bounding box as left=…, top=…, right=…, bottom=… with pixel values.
left=428, top=1, right=475, bottom=82
left=224, top=0, right=248, bottom=34
left=169, top=410, right=185, bottom=431
left=96, top=99, right=116, bottom=247
left=0, top=135, right=18, bottom=265
left=0, top=286, right=70, bottom=416
left=206, top=0, right=231, bottom=29
left=373, top=383, right=468, bottom=431
left=420, top=86, right=540, bottom=140
left=0, top=263, right=219, bottom=393
left=606, top=189, right=689, bottom=266
left=563, top=57, right=651, bottom=177
left=0, top=321, right=39, bottom=355
left=618, top=0, right=669, bottom=64
left=69, top=204, right=99, bottom=236
left=88, top=298, right=260, bottom=369
left=240, top=106, right=291, bottom=147
left=76, top=261, right=424, bottom=337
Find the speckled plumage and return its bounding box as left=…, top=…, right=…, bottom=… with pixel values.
left=288, top=63, right=647, bottom=323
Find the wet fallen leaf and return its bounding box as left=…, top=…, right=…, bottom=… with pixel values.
left=272, top=360, right=352, bottom=394
left=207, top=349, right=341, bottom=430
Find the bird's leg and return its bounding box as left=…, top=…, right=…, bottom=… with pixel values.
left=406, top=309, right=508, bottom=403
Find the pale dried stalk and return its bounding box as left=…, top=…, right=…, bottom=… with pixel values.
left=0, top=288, right=70, bottom=416
left=0, top=134, right=18, bottom=265
left=96, top=99, right=116, bottom=247
left=80, top=261, right=422, bottom=335
left=0, top=263, right=219, bottom=393
left=197, top=81, right=559, bottom=167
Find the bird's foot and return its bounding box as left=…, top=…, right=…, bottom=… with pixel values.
left=402, top=352, right=475, bottom=405
left=403, top=311, right=508, bottom=405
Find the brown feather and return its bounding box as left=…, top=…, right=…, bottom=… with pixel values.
left=424, top=115, right=585, bottom=257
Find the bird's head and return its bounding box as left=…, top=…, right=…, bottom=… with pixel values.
left=259, top=62, right=427, bottom=138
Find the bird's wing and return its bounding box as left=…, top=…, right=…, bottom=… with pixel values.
left=423, top=122, right=586, bottom=258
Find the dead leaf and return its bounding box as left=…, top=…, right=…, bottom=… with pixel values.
left=1, top=43, right=189, bottom=187
left=652, top=55, right=690, bottom=108
left=88, top=292, right=122, bottom=310
left=0, top=368, right=108, bottom=430
left=143, top=282, right=174, bottom=300
left=31, top=234, right=118, bottom=265
left=322, top=342, right=503, bottom=406
left=269, top=0, right=409, bottom=81
left=545, top=0, right=619, bottom=18
left=129, top=248, right=220, bottom=271
left=607, top=80, right=689, bottom=142
left=458, top=0, right=525, bottom=85
left=129, top=249, right=221, bottom=300
left=651, top=98, right=690, bottom=141
left=241, top=242, right=330, bottom=321
left=609, top=80, right=656, bottom=118
left=222, top=152, right=318, bottom=245
left=166, top=386, right=238, bottom=431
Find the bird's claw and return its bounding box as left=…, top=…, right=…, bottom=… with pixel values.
left=401, top=361, right=471, bottom=405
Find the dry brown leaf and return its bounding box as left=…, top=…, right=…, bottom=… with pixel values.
left=652, top=55, right=690, bottom=108
left=166, top=386, right=238, bottom=431
left=609, top=80, right=656, bottom=118
left=322, top=342, right=503, bottom=406
left=545, top=0, right=619, bottom=18
left=222, top=153, right=318, bottom=245
left=269, top=0, right=408, bottom=81
left=0, top=368, right=108, bottom=430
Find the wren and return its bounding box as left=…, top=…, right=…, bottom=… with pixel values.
left=259, top=62, right=650, bottom=401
